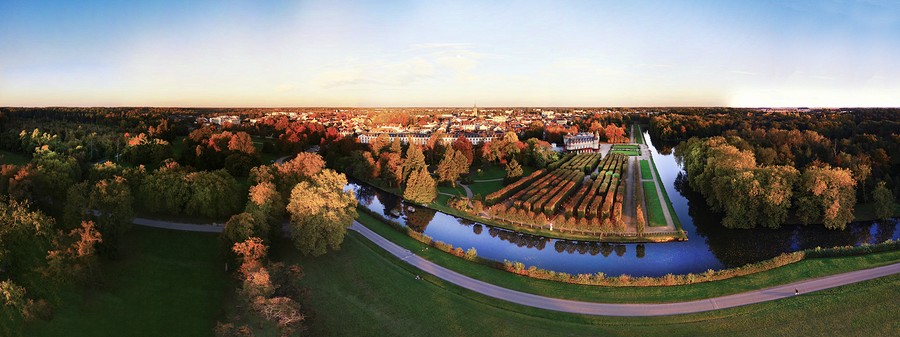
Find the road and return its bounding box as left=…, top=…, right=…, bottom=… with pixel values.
left=130, top=216, right=900, bottom=316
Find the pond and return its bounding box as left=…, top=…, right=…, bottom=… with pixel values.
left=349, top=131, right=899, bottom=277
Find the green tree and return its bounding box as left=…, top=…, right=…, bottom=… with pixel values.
left=222, top=212, right=268, bottom=253
left=404, top=168, right=437, bottom=204
left=286, top=169, right=358, bottom=256
left=185, top=170, right=241, bottom=219
left=873, top=181, right=895, bottom=220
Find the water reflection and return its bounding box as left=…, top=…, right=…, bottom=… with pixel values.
left=347, top=132, right=899, bottom=277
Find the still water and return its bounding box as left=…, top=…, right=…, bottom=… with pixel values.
left=350, top=132, right=899, bottom=277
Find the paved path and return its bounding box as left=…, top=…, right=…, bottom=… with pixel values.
left=349, top=221, right=900, bottom=316
left=472, top=177, right=505, bottom=183
left=131, top=215, right=900, bottom=316
left=133, top=217, right=225, bottom=233
left=457, top=182, right=474, bottom=199
left=274, top=155, right=292, bottom=164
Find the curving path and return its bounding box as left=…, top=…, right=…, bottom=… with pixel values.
left=130, top=216, right=900, bottom=316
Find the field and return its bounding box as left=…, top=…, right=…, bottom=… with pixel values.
left=642, top=182, right=667, bottom=227
left=486, top=153, right=632, bottom=235
left=639, top=160, right=652, bottom=180
left=23, top=226, right=227, bottom=337
left=279, top=219, right=900, bottom=337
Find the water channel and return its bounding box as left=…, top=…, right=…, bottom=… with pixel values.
left=349, top=132, right=899, bottom=277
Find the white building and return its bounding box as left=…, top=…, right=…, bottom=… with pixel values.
left=563, top=132, right=600, bottom=153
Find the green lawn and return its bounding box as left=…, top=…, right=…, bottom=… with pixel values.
left=0, top=149, right=29, bottom=165
left=24, top=226, right=228, bottom=337
left=472, top=165, right=535, bottom=181
left=649, top=157, right=683, bottom=230
left=466, top=180, right=504, bottom=198
left=438, top=185, right=466, bottom=197
left=642, top=182, right=667, bottom=227
left=276, top=225, right=900, bottom=337
left=639, top=160, right=652, bottom=180
left=355, top=211, right=900, bottom=303
left=610, top=149, right=641, bottom=156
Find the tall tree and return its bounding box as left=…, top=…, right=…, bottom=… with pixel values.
left=402, top=144, right=427, bottom=184
left=452, top=135, right=474, bottom=166
left=404, top=168, right=437, bottom=204
left=286, top=169, right=358, bottom=256
left=797, top=166, right=857, bottom=230
left=873, top=181, right=895, bottom=220
left=437, top=148, right=469, bottom=186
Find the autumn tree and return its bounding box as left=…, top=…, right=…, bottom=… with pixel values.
left=402, top=144, right=427, bottom=184
left=796, top=166, right=857, bottom=230
left=378, top=151, right=404, bottom=188
left=404, top=168, right=437, bottom=204
left=452, top=135, right=474, bottom=166
left=246, top=181, right=285, bottom=231
left=64, top=176, right=134, bottom=254
left=286, top=169, right=358, bottom=256
left=43, top=221, right=103, bottom=285
left=437, top=148, right=469, bottom=186
left=227, top=131, right=257, bottom=154
left=505, top=159, right=523, bottom=180
left=872, top=181, right=895, bottom=220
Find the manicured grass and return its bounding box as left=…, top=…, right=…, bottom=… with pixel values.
left=277, top=223, right=900, bottom=336
left=610, top=149, right=641, bottom=156
left=24, top=226, right=228, bottom=337
left=649, top=157, right=683, bottom=230
left=466, top=180, right=504, bottom=198
left=639, top=160, right=652, bottom=180
left=642, top=182, right=667, bottom=227
left=438, top=185, right=466, bottom=197
left=355, top=211, right=900, bottom=303
left=0, top=149, right=29, bottom=165
left=473, top=165, right=507, bottom=180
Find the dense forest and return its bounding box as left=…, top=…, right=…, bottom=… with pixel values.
left=649, top=109, right=899, bottom=230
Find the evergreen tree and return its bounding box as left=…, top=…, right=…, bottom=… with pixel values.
left=404, top=168, right=437, bottom=204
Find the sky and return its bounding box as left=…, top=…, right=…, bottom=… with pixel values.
left=1, top=0, right=899, bottom=107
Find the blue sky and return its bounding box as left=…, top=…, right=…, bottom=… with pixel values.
left=2, top=0, right=899, bottom=107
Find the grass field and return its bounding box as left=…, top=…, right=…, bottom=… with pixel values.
left=355, top=211, right=900, bottom=303
left=466, top=180, right=504, bottom=197
left=642, top=182, right=667, bottom=227
left=639, top=160, right=652, bottom=180
left=649, top=157, right=683, bottom=230
left=23, top=226, right=228, bottom=337
left=438, top=185, right=467, bottom=197
left=0, top=149, right=29, bottom=165
left=277, top=223, right=900, bottom=336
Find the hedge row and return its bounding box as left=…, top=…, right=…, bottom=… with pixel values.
left=485, top=169, right=546, bottom=205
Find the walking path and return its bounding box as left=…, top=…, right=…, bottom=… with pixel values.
left=130, top=215, right=900, bottom=316
left=456, top=182, right=474, bottom=199
left=471, top=178, right=505, bottom=183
